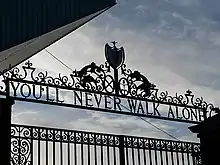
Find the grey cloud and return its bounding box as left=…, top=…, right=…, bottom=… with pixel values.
left=12, top=101, right=198, bottom=142
left=88, top=0, right=220, bottom=91
left=97, top=0, right=220, bottom=45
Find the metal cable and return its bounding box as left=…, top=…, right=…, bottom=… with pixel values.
left=45, top=49, right=181, bottom=141
left=114, top=102, right=181, bottom=141
left=45, top=49, right=74, bottom=72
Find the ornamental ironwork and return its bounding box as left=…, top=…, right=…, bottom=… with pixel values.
left=11, top=124, right=201, bottom=165
left=0, top=42, right=219, bottom=124
left=105, top=41, right=125, bottom=69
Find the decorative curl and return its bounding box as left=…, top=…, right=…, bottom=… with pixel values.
left=1, top=60, right=218, bottom=120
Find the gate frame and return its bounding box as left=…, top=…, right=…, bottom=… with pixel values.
left=0, top=42, right=217, bottom=165
left=1, top=58, right=219, bottom=124
left=0, top=98, right=14, bottom=165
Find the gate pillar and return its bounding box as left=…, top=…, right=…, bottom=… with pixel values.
left=189, top=114, right=220, bottom=165
left=0, top=98, right=14, bottom=165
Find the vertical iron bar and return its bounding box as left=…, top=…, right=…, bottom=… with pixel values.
left=88, top=133, right=90, bottom=165
left=176, top=150, right=180, bottom=165
left=60, top=130, right=63, bottom=165
left=113, top=145, right=117, bottom=165
left=113, top=136, right=117, bottom=165
left=107, top=136, right=110, bottom=165
left=148, top=139, right=153, bottom=165
left=38, top=129, right=41, bottom=165
left=186, top=144, right=190, bottom=165
left=31, top=127, right=34, bottom=165
left=101, top=135, right=104, bottom=165
left=18, top=127, right=21, bottom=165
left=53, top=130, right=56, bottom=165
left=94, top=135, right=97, bottom=165
left=181, top=143, right=185, bottom=165
left=143, top=148, right=147, bottom=165
left=159, top=141, right=163, bottom=165
left=170, top=142, right=174, bottom=165
left=114, top=68, right=119, bottom=95
left=191, top=144, right=197, bottom=165
left=46, top=129, right=48, bottom=165
left=81, top=133, right=84, bottom=165
left=154, top=140, right=158, bottom=165
left=74, top=132, right=77, bottom=165
left=119, top=135, right=125, bottom=165
left=125, top=138, right=129, bottom=165
left=165, top=142, right=169, bottom=165
left=131, top=137, right=135, bottom=165
left=67, top=132, right=70, bottom=165
left=137, top=138, right=141, bottom=165
left=192, top=153, right=196, bottom=165
left=0, top=97, right=13, bottom=165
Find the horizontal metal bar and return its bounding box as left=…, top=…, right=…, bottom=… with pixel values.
left=10, top=96, right=200, bottom=124
left=7, top=78, right=205, bottom=110
left=11, top=124, right=200, bottom=153
left=11, top=123, right=200, bottom=144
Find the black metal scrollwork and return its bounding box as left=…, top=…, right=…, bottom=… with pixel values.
left=124, top=135, right=201, bottom=154
left=1, top=60, right=218, bottom=118
left=11, top=126, right=31, bottom=165
left=11, top=124, right=200, bottom=165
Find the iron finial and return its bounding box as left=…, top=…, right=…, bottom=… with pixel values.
left=111, top=41, right=117, bottom=48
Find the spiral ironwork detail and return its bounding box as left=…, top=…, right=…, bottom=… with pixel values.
left=10, top=124, right=200, bottom=165
left=0, top=60, right=218, bottom=119
left=11, top=138, right=31, bottom=165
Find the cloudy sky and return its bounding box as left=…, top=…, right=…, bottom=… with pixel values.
left=11, top=0, right=220, bottom=142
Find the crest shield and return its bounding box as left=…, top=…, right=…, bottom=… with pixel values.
left=105, top=42, right=125, bottom=69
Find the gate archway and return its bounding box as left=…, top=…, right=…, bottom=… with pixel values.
left=0, top=42, right=217, bottom=165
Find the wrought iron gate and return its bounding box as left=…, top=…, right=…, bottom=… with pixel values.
left=11, top=124, right=200, bottom=165
left=0, top=42, right=216, bottom=165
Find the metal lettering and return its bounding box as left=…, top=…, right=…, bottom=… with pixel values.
left=46, top=86, right=54, bottom=102
left=153, top=102, right=161, bottom=116
left=145, top=101, right=153, bottom=115
left=175, top=106, right=182, bottom=120
left=56, top=88, right=64, bottom=104
left=190, top=108, right=198, bottom=121
left=198, top=109, right=203, bottom=121
left=137, top=101, right=144, bottom=114
left=105, top=95, right=112, bottom=109
left=94, top=94, right=102, bottom=108
left=127, top=99, right=137, bottom=113
left=85, top=92, right=93, bottom=107
left=114, top=96, right=122, bottom=111
left=33, top=85, right=44, bottom=100
left=10, top=82, right=20, bottom=97
left=73, top=91, right=82, bottom=105
left=168, top=106, right=175, bottom=118
left=7, top=81, right=209, bottom=124
left=182, top=108, right=190, bottom=120
left=20, top=83, right=31, bottom=98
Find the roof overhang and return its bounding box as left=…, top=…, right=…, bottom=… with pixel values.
left=0, top=0, right=116, bottom=74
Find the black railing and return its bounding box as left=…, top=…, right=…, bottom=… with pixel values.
left=11, top=124, right=201, bottom=165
